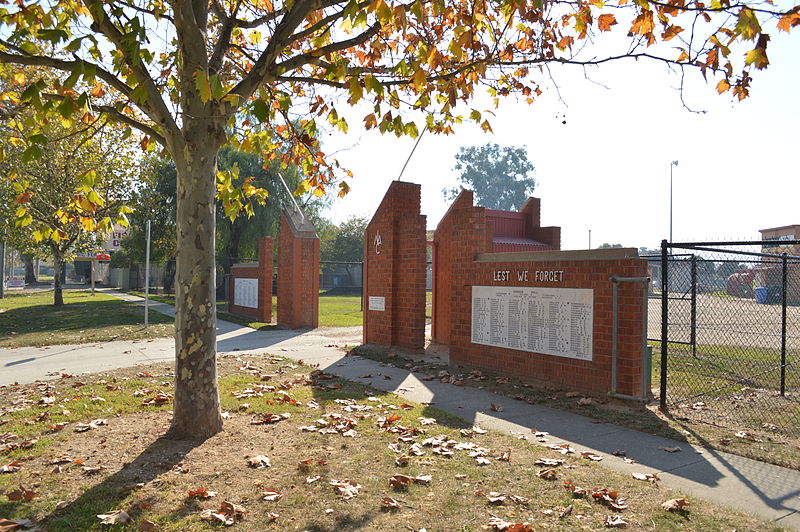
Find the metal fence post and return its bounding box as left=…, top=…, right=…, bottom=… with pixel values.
left=660, top=239, right=669, bottom=411
left=781, top=253, right=787, bottom=397
left=690, top=254, right=697, bottom=358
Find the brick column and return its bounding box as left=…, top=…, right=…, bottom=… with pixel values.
left=277, top=208, right=319, bottom=329
left=228, top=236, right=273, bottom=323
left=363, top=181, right=427, bottom=351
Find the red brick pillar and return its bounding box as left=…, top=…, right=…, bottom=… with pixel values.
left=228, top=236, right=273, bottom=323
left=363, top=181, right=427, bottom=351
left=277, top=208, right=319, bottom=329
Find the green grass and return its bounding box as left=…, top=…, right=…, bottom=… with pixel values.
left=0, top=290, right=173, bottom=348
left=127, top=290, right=363, bottom=328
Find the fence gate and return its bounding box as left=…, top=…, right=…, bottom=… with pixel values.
left=648, top=240, right=800, bottom=439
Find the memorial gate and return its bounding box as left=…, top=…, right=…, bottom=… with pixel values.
left=364, top=182, right=651, bottom=400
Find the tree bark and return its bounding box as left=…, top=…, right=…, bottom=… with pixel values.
left=167, top=132, right=225, bottom=440
left=22, top=254, right=36, bottom=284
left=52, top=254, right=64, bottom=306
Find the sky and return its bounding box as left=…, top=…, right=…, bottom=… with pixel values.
left=319, top=31, right=800, bottom=252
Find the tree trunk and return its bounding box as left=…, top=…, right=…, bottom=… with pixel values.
left=52, top=255, right=64, bottom=306
left=23, top=254, right=36, bottom=284
left=168, top=138, right=224, bottom=440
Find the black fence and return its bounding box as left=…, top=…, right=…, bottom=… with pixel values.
left=649, top=240, right=800, bottom=439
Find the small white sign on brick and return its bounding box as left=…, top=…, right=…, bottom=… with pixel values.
left=368, top=296, right=385, bottom=311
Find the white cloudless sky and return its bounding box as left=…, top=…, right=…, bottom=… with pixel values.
left=319, top=32, right=800, bottom=252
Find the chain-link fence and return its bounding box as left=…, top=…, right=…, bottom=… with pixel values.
left=648, top=240, right=800, bottom=440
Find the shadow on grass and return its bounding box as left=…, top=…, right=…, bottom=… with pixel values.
left=33, top=436, right=198, bottom=532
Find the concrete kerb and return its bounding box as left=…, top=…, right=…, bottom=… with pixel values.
left=13, top=288, right=799, bottom=530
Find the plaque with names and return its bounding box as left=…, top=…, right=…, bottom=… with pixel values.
left=471, top=285, right=593, bottom=361
left=234, top=278, right=259, bottom=309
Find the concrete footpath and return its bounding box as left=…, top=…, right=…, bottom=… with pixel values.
left=1, top=290, right=798, bottom=529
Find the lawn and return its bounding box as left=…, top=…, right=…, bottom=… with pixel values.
left=0, top=354, right=781, bottom=531
left=129, top=290, right=363, bottom=328
left=0, top=291, right=173, bottom=348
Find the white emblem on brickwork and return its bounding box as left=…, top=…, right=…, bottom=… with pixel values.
left=374, top=233, right=382, bottom=255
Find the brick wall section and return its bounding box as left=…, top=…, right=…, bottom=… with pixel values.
left=228, top=237, right=273, bottom=323
left=277, top=209, right=320, bottom=329
left=521, top=197, right=561, bottom=249
left=363, top=181, right=427, bottom=351
left=432, top=190, right=491, bottom=345
left=448, top=252, right=648, bottom=397
left=435, top=191, right=649, bottom=397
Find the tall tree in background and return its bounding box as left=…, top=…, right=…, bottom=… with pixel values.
left=446, top=144, right=536, bottom=210
left=1, top=0, right=796, bottom=439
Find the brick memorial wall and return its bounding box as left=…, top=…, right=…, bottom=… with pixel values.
left=362, top=181, right=427, bottom=351
left=277, top=208, right=320, bottom=329
left=433, top=190, right=650, bottom=398
left=228, top=236, right=273, bottom=323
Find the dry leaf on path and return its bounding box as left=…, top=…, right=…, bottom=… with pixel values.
left=489, top=403, right=504, bottom=412
left=658, top=446, right=681, bottom=453
left=581, top=451, right=603, bottom=462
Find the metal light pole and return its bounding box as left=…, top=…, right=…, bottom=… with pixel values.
left=144, top=219, right=151, bottom=328
left=669, top=160, right=679, bottom=242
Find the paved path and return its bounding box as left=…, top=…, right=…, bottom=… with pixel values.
left=1, top=290, right=798, bottom=529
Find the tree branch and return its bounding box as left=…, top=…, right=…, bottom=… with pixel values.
left=276, top=22, right=382, bottom=74
left=82, top=0, right=179, bottom=140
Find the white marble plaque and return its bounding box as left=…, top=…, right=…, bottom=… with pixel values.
left=234, top=278, right=259, bottom=309
left=368, top=296, right=385, bottom=311
left=471, top=285, right=593, bottom=361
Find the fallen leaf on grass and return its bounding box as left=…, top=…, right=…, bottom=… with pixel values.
left=246, top=455, right=271, bottom=469
left=139, top=520, right=158, bottom=531
left=381, top=496, right=401, bottom=510
left=537, top=468, right=558, bottom=480
left=389, top=474, right=413, bottom=490
left=632, top=472, right=661, bottom=483
left=735, top=431, right=762, bottom=442
left=141, top=391, right=173, bottom=406
left=250, top=413, right=290, bottom=425
left=0, top=518, right=35, bottom=531
left=97, top=510, right=132, bottom=525
left=199, top=501, right=247, bottom=526
left=486, top=516, right=534, bottom=531
left=395, top=455, right=410, bottom=467
left=495, top=449, right=511, bottom=462
left=305, top=476, right=321, bottom=484
left=661, top=497, right=689, bottom=511
left=1, top=460, right=22, bottom=473
left=581, top=451, right=603, bottom=462
left=545, top=443, right=575, bottom=454
left=261, top=490, right=282, bottom=501
left=188, top=486, right=216, bottom=499
left=6, top=485, right=36, bottom=501
left=475, top=456, right=491, bottom=466
left=591, top=488, right=628, bottom=511
left=266, top=512, right=279, bottom=522
left=74, top=419, right=107, bottom=432
left=577, top=397, right=593, bottom=406
left=535, top=458, right=564, bottom=467
left=330, top=479, right=361, bottom=499
left=604, top=514, right=628, bottom=527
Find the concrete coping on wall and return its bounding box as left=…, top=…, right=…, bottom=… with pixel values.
left=475, top=247, right=640, bottom=263
left=283, top=206, right=317, bottom=238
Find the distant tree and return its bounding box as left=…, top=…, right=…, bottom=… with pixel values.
left=320, top=216, right=368, bottom=263
left=1, top=117, right=135, bottom=306
left=445, top=144, right=536, bottom=210
left=598, top=243, right=624, bottom=249
left=320, top=216, right=368, bottom=288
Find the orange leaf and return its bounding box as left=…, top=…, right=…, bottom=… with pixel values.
left=716, top=78, right=731, bottom=94
left=777, top=12, right=800, bottom=32
left=598, top=14, right=617, bottom=31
